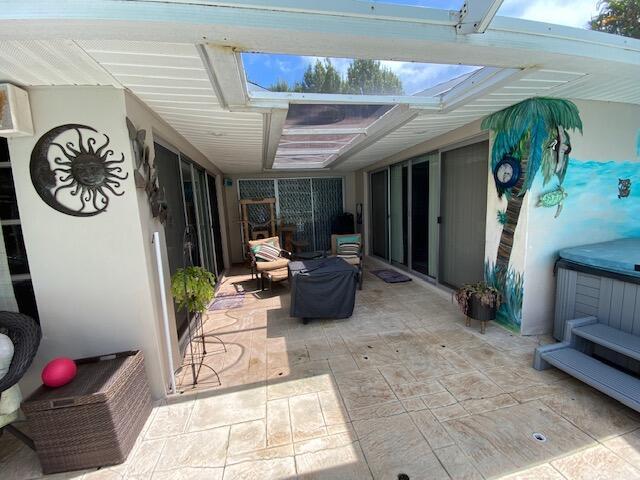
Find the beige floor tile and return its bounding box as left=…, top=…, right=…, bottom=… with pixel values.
left=289, top=393, right=328, bottom=442
left=222, top=457, right=296, bottom=480
left=354, top=413, right=450, bottom=480
left=267, top=361, right=334, bottom=400
left=377, top=364, right=416, bottom=385
left=155, top=427, right=229, bottom=471
left=461, top=393, right=518, bottom=415
left=604, top=428, right=640, bottom=469
left=296, top=441, right=372, bottom=480
left=511, top=381, right=573, bottom=403
left=348, top=400, right=406, bottom=421
left=444, top=401, right=595, bottom=479
left=401, top=397, right=428, bottom=412
left=439, top=371, right=504, bottom=401
left=188, top=387, right=266, bottom=431
left=318, top=389, right=350, bottom=425
left=457, top=345, right=514, bottom=370
left=541, top=386, right=640, bottom=440
left=228, top=419, right=267, bottom=455
left=145, top=401, right=194, bottom=439
left=391, top=380, right=445, bottom=399
left=266, top=398, right=292, bottom=447
left=123, top=438, right=165, bottom=477
left=334, top=369, right=397, bottom=411
left=421, top=391, right=457, bottom=409
left=434, top=444, right=482, bottom=480
left=327, top=354, right=359, bottom=374
left=409, top=409, right=456, bottom=450
left=431, top=403, right=470, bottom=422
left=498, top=463, right=565, bottom=480
left=552, top=444, right=640, bottom=480
left=226, top=445, right=294, bottom=466
left=151, top=467, right=224, bottom=480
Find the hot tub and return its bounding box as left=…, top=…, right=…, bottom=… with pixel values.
left=554, top=238, right=640, bottom=341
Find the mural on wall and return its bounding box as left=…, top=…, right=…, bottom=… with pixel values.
left=30, top=124, right=127, bottom=217
left=481, top=98, right=583, bottom=330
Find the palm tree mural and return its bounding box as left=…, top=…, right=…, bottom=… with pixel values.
left=481, top=97, right=582, bottom=328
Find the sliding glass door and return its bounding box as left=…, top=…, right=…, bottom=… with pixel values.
left=389, top=163, right=408, bottom=268
left=411, top=159, right=429, bottom=275
left=369, top=154, right=437, bottom=278
left=370, top=169, right=389, bottom=260
left=206, top=173, right=225, bottom=277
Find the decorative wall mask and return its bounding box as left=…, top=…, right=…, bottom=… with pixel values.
left=30, top=124, right=127, bottom=217
left=126, top=118, right=167, bottom=224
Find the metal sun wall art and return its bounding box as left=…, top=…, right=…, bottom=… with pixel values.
left=127, top=118, right=167, bottom=224
left=30, top=124, right=128, bottom=217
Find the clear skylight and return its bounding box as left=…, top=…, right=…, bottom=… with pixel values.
left=242, top=53, right=480, bottom=97
left=273, top=104, right=394, bottom=169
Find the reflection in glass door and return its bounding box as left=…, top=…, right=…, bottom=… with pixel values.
left=390, top=163, right=408, bottom=267
left=411, top=160, right=429, bottom=275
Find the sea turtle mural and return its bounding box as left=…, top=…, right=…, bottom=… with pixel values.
left=481, top=97, right=583, bottom=330
left=537, top=186, right=568, bottom=218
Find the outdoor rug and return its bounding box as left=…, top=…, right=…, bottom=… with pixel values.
left=209, top=292, right=245, bottom=311
left=371, top=269, right=412, bottom=283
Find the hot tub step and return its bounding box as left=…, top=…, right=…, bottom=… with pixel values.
left=539, top=345, right=640, bottom=412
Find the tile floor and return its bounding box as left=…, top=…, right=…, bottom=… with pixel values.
left=4, top=263, right=640, bottom=479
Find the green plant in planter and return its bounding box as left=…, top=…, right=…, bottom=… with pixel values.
left=454, top=282, right=502, bottom=316
left=171, top=266, right=216, bottom=314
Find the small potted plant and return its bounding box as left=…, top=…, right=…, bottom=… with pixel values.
left=171, top=266, right=216, bottom=315
left=454, top=282, right=502, bottom=333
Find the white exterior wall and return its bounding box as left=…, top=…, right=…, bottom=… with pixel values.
left=9, top=86, right=168, bottom=398
left=521, top=100, right=640, bottom=334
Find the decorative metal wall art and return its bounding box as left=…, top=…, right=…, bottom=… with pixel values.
left=30, top=124, right=127, bottom=216
left=127, top=118, right=167, bottom=224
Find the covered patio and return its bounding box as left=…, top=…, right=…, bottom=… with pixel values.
left=0, top=1, right=639, bottom=479
left=5, top=264, right=640, bottom=479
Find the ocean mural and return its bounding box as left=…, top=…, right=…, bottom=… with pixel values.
left=531, top=160, right=640, bottom=239
left=482, top=98, right=583, bottom=331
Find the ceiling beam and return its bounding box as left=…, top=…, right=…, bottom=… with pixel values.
left=1, top=1, right=638, bottom=73
left=325, top=104, right=419, bottom=169
left=249, top=91, right=441, bottom=109
left=262, top=107, right=288, bottom=170
left=283, top=127, right=367, bottom=135
left=440, top=66, right=525, bottom=113
left=456, top=0, right=504, bottom=34
left=197, top=44, right=248, bottom=110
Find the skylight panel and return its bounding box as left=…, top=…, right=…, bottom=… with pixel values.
left=242, top=53, right=480, bottom=97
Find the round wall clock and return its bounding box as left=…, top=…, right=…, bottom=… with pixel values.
left=493, top=155, right=521, bottom=189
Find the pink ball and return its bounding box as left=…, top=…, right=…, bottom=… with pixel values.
left=42, top=357, right=77, bottom=388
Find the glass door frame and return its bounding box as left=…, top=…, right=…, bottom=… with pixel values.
left=368, top=153, right=439, bottom=282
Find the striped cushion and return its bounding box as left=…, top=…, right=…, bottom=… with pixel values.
left=253, top=243, right=281, bottom=262
left=337, top=242, right=360, bottom=257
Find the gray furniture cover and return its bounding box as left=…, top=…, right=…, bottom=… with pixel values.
left=289, top=257, right=358, bottom=320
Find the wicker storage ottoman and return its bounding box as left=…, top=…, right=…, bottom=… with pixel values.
left=22, top=350, right=152, bottom=474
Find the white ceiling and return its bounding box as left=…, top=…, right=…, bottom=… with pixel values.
left=0, top=1, right=638, bottom=176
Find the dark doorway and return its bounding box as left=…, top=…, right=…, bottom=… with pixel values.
left=411, top=160, right=430, bottom=276
left=370, top=169, right=389, bottom=259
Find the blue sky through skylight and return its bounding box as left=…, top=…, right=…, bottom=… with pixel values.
left=243, top=0, right=598, bottom=96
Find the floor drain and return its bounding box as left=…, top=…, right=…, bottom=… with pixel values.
left=532, top=432, right=547, bottom=443
left=398, top=474, right=410, bottom=480
left=364, top=356, right=369, bottom=360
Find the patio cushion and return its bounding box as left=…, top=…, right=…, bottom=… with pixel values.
left=253, top=243, right=281, bottom=262
left=338, top=256, right=361, bottom=266
left=263, top=267, right=289, bottom=282
left=336, top=235, right=360, bottom=246
left=255, top=258, right=290, bottom=272
left=337, top=242, right=360, bottom=257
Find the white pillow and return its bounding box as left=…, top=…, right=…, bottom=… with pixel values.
left=0, top=333, right=14, bottom=380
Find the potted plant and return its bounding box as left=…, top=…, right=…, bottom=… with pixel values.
left=454, top=282, right=502, bottom=333
left=171, top=266, right=216, bottom=314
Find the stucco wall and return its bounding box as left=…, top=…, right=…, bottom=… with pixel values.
left=521, top=100, right=640, bottom=334
left=225, top=171, right=356, bottom=263
left=9, top=86, right=167, bottom=398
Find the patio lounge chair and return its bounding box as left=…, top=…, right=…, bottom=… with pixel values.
left=248, top=236, right=291, bottom=290
left=331, top=233, right=364, bottom=290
